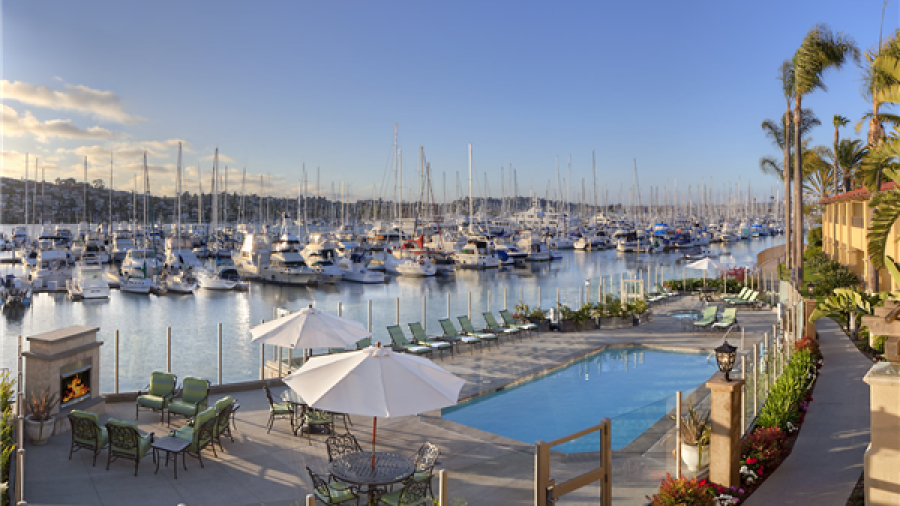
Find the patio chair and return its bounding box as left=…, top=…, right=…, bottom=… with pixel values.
left=325, top=433, right=363, bottom=462
left=722, top=287, right=750, bottom=302
left=711, top=308, right=738, bottom=331
left=167, top=376, right=210, bottom=425
left=438, top=319, right=482, bottom=354
left=457, top=316, right=500, bottom=349
left=105, top=419, right=154, bottom=476
left=386, top=325, right=433, bottom=358
left=499, top=309, right=537, bottom=336
left=692, top=306, right=719, bottom=332
left=299, top=408, right=335, bottom=445
left=356, top=337, right=371, bottom=349
left=727, top=291, right=759, bottom=307
left=212, top=396, right=236, bottom=449
left=171, top=406, right=218, bottom=467
left=407, top=322, right=453, bottom=360
left=307, top=466, right=359, bottom=505
left=263, top=385, right=294, bottom=434
left=412, top=442, right=440, bottom=498
left=68, top=410, right=108, bottom=467
left=375, top=477, right=429, bottom=506
left=483, top=312, right=522, bottom=342
left=135, top=371, right=177, bottom=422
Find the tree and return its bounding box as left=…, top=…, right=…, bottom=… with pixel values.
left=791, top=24, right=859, bottom=283
left=759, top=108, right=820, bottom=180
left=829, top=139, right=869, bottom=190
left=833, top=115, right=849, bottom=192
left=91, top=179, right=105, bottom=189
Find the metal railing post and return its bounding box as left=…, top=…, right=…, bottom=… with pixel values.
left=753, top=343, right=759, bottom=414
left=422, top=295, right=426, bottom=331
left=259, top=320, right=266, bottom=380
left=438, top=469, right=448, bottom=506
left=537, top=286, right=542, bottom=308
left=338, top=301, right=342, bottom=317
left=396, top=297, right=400, bottom=325
left=675, top=391, right=682, bottom=477
left=367, top=300, right=372, bottom=333
left=446, top=294, right=450, bottom=319
left=468, top=291, right=472, bottom=319
left=166, top=326, right=172, bottom=373
left=504, top=288, right=508, bottom=310
left=741, top=355, right=747, bottom=433
left=114, top=330, right=120, bottom=394
left=488, top=290, right=491, bottom=312
left=218, top=323, right=223, bottom=385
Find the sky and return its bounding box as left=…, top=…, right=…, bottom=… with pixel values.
left=2, top=0, right=899, bottom=206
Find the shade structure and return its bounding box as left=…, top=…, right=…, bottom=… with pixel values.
left=283, top=345, right=465, bottom=418
left=249, top=305, right=370, bottom=349
left=685, top=257, right=722, bottom=271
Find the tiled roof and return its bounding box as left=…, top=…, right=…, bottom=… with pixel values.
left=819, top=181, right=900, bottom=204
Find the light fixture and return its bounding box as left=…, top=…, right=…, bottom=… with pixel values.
left=715, top=341, right=738, bottom=381
left=807, top=282, right=815, bottom=297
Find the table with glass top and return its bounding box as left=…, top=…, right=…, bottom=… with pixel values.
left=329, top=451, right=415, bottom=503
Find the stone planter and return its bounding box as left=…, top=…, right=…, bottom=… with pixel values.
left=680, top=442, right=709, bottom=472
left=24, top=414, right=55, bottom=446
left=617, top=316, right=634, bottom=328
left=594, top=317, right=617, bottom=330
left=528, top=319, right=551, bottom=333
left=634, top=312, right=653, bottom=325
left=559, top=320, right=592, bottom=332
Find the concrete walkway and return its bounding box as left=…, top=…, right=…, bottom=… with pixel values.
left=744, top=318, right=871, bottom=506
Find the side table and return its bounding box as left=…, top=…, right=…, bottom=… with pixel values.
left=152, top=436, right=190, bottom=479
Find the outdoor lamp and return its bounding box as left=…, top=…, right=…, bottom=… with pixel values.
left=808, top=282, right=815, bottom=297
left=715, top=340, right=738, bottom=381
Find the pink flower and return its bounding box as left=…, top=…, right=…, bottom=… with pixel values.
left=746, top=457, right=758, bottom=465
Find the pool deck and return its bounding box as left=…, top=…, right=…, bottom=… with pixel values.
left=20, top=293, right=777, bottom=506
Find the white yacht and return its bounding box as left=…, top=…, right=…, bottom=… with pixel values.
left=334, top=247, right=385, bottom=284
left=234, top=233, right=271, bottom=278
left=30, top=236, right=73, bottom=290
left=454, top=239, right=500, bottom=269
left=394, top=256, right=437, bottom=277
left=120, top=271, right=155, bottom=294
left=121, top=249, right=163, bottom=278
left=111, top=231, right=135, bottom=262
left=67, top=255, right=110, bottom=300
left=517, top=232, right=551, bottom=262
left=300, top=233, right=344, bottom=283
left=198, top=258, right=242, bottom=290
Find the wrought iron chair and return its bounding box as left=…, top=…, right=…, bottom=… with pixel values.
left=170, top=406, right=217, bottom=468
left=105, top=419, right=154, bottom=476
left=263, top=385, right=294, bottom=434
left=307, top=466, right=360, bottom=505
left=412, top=442, right=440, bottom=498
left=135, top=371, right=177, bottom=422
left=299, top=408, right=334, bottom=445
left=212, top=396, right=237, bottom=450
left=167, top=376, right=210, bottom=425
left=374, top=477, right=429, bottom=506
left=68, top=410, right=108, bottom=467
left=325, top=433, right=363, bottom=462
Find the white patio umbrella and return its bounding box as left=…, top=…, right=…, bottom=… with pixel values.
left=249, top=304, right=370, bottom=349
left=283, top=344, right=465, bottom=466
left=685, top=257, right=722, bottom=287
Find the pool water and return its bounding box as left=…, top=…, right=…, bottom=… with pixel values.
left=442, top=347, right=717, bottom=452
left=668, top=310, right=702, bottom=319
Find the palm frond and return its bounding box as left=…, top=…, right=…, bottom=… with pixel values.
left=793, top=24, right=860, bottom=95
left=868, top=188, right=900, bottom=269
left=760, top=156, right=783, bottom=179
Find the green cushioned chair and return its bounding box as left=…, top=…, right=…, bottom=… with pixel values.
left=376, top=478, right=429, bottom=506
left=412, top=442, right=440, bottom=498
left=299, top=408, right=334, bottom=445
left=356, top=337, right=371, bottom=349
left=172, top=406, right=217, bottom=467
left=722, top=287, right=751, bottom=302
left=386, top=325, right=433, bottom=358
left=407, top=322, right=453, bottom=360
left=68, top=410, right=108, bottom=467
left=499, top=309, right=538, bottom=335
left=135, top=371, right=177, bottom=422
left=167, top=376, right=210, bottom=425
left=307, top=466, right=359, bottom=505
left=213, top=396, right=237, bottom=449
left=106, top=419, right=154, bottom=476
left=438, top=319, right=481, bottom=354
left=483, top=312, right=522, bottom=342
left=457, top=316, right=500, bottom=349
left=712, top=308, right=738, bottom=331
left=692, top=306, right=719, bottom=332
left=264, top=385, right=294, bottom=434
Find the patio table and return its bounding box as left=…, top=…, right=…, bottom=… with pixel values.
left=329, top=451, right=415, bottom=504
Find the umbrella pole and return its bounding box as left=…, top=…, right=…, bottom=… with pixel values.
left=371, top=416, right=377, bottom=468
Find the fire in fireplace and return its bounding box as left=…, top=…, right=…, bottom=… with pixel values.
left=60, top=365, right=91, bottom=408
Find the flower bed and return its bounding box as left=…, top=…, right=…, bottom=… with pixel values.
left=648, top=336, right=822, bottom=505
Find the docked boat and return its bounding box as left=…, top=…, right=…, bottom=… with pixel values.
left=121, top=248, right=163, bottom=278
left=335, top=249, right=385, bottom=284
left=301, top=233, right=344, bottom=284
left=2, top=275, right=32, bottom=309
left=394, top=256, right=437, bottom=277
left=454, top=239, right=500, bottom=269
left=119, top=271, right=155, bottom=294
left=517, top=233, right=551, bottom=262
left=67, top=255, right=110, bottom=300
left=30, top=236, right=74, bottom=290
left=198, top=258, right=244, bottom=290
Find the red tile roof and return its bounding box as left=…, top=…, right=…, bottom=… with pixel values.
left=819, top=181, right=899, bottom=204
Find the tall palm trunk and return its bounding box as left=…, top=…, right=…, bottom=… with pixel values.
left=784, top=110, right=792, bottom=271
left=793, top=94, right=804, bottom=284
left=833, top=123, right=840, bottom=194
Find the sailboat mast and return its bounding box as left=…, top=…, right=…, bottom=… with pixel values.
left=176, top=142, right=182, bottom=240
left=398, top=148, right=403, bottom=221
left=83, top=156, right=88, bottom=226
left=211, top=148, right=219, bottom=236
left=143, top=152, right=149, bottom=236
left=197, top=164, right=203, bottom=228
left=109, top=152, right=114, bottom=226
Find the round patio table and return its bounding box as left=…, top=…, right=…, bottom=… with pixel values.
left=329, top=451, right=415, bottom=503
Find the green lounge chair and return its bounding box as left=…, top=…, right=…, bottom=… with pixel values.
left=106, top=419, right=154, bottom=476
left=167, top=376, right=210, bottom=425
left=727, top=291, right=759, bottom=307
left=307, top=466, right=359, bottom=505
left=439, top=319, right=482, bottom=354
left=407, top=322, right=454, bottom=360
left=356, top=337, right=371, bottom=349
left=722, top=287, right=751, bottom=303
left=692, top=306, right=719, bottom=332
left=457, top=316, right=500, bottom=349
left=711, top=308, right=738, bottom=330
left=171, top=406, right=217, bottom=467
left=483, top=312, right=522, bottom=341
left=136, top=371, right=177, bottom=422
left=376, top=477, right=430, bottom=506
left=499, top=309, right=538, bottom=335
left=68, top=410, right=108, bottom=467
left=263, top=385, right=294, bottom=434
left=387, top=325, right=434, bottom=358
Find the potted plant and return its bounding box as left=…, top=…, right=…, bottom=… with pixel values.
left=677, top=405, right=711, bottom=472
left=628, top=299, right=651, bottom=325
left=557, top=303, right=592, bottom=332
left=24, top=388, right=58, bottom=446
left=526, top=307, right=550, bottom=333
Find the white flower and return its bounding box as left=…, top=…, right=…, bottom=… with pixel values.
left=786, top=421, right=797, bottom=433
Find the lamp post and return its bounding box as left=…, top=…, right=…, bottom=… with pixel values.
left=715, top=341, right=738, bottom=381
left=585, top=279, right=591, bottom=304
left=807, top=282, right=815, bottom=298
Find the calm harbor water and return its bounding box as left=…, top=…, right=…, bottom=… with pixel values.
left=0, top=235, right=782, bottom=393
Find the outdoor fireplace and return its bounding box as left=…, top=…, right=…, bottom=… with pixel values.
left=60, top=360, right=91, bottom=408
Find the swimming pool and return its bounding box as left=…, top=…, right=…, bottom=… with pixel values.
left=442, top=346, right=717, bottom=452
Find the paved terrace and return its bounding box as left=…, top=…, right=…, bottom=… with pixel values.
left=23, top=294, right=777, bottom=506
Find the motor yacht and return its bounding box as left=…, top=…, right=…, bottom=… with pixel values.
left=67, top=254, right=110, bottom=300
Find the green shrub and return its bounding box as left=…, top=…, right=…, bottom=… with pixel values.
left=872, top=335, right=887, bottom=354
left=756, top=349, right=816, bottom=431
left=648, top=474, right=716, bottom=506
left=807, top=227, right=823, bottom=249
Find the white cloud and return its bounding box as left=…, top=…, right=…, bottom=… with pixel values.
left=2, top=105, right=119, bottom=143
left=2, top=79, right=143, bottom=124
left=201, top=152, right=237, bottom=164
left=55, top=139, right=191, bottom=162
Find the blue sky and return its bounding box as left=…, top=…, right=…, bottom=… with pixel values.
left=2, top=0, right=898, bottom=205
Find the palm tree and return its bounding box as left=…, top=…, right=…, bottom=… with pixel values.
left=760, top=109, right=821, bottom=179
left=833, top=115, right=849, bottom=192
left=830, top=139, right=869, bottom=190
left=791, top=24, right=859, bottom=283
left=803, top=143, right=836, bottom=205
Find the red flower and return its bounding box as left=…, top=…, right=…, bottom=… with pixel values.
left=746, top=457, right=758, bottom=465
